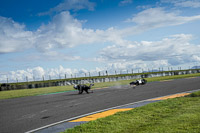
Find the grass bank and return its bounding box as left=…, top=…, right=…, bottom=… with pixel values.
left=64, top=91, right=200, bottom=133
left=0, top=73, right=200, bottom=100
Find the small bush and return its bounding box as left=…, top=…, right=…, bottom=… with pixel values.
left=187, top=91, right=200, bottom=97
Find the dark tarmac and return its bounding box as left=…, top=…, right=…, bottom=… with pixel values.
left=0, top=77, right=200, bottom=133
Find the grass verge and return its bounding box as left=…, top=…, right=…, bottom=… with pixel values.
left=64, top=91, right=200, bottom=133
left=0, top=86, right=74, bottom=100
left=0, top=73, right=200, bottom=100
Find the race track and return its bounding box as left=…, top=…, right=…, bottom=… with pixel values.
left=0, top=77, right=200, bottom=133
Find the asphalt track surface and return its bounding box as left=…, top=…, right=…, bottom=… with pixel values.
left=0, top=77, right=200, bottom=133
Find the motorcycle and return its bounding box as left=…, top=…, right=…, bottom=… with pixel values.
left=73, top=84, right=94, bottom=94
left=129, top=78, right=147, bottom=87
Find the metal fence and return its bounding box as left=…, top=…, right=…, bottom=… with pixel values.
left=1, top=69, right=200, bottom=91
left=0, top=66, right=193, bottom=84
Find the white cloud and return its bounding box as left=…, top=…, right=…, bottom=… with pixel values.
left=23, top=50, right=81, bottom=62
left=35, top=11, right=100, bottom=51
left=98, top=34, right=200, bottom=67
left=0, top=16, right=34, bottom=54
left=1, top=8, right=200, bottom=55
left=43, top=51, right=81, bottom=61
left=119, top=0, right=132, bottom=6
left=161, top=0, right=200, bottom=8
left=124, top=8, right=200, bottom=36
left=1, top=7, right=200, bottom=65
left=34, top=11, right=125, bottom=53
left=1, top=32, right=200, bottom=83
left=0, top=65, right=104, bottom=83
left=192, top=55, right=200, bottom=61
left=0, top=11, right=122, bottom=61
left=31, top=67, right=45, bottom=78
left=105, top=60, right=169, bottom=73
left=38, top=0, right=96, bottom=16
left=33, top=8, right=200, bottom=54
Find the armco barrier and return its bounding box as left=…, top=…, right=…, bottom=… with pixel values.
left=0, top=69, right=200, bottom=91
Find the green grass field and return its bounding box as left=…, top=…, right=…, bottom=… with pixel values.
left=0, top=73, right=200, bottom=100
left=64, top=91, right=200, bottom=133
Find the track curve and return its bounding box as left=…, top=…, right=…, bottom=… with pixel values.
left=0, top=77, right=200, bottom=133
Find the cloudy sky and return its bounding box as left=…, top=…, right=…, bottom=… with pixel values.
left=0, top=0, right=200, bottom=82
